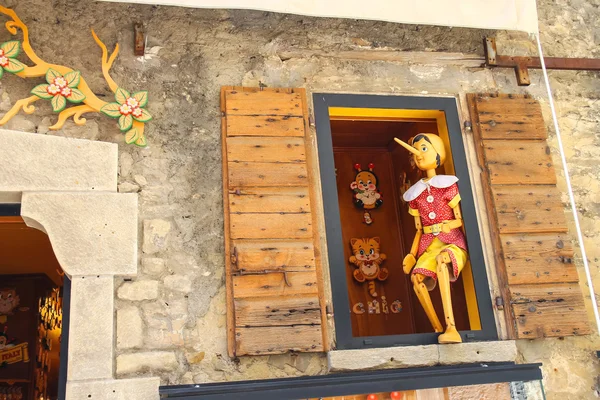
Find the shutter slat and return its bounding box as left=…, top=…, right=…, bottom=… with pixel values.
left=502, top=233, right=578, bottom=285
left=226, top=115, right=305, bottom=137
left=483, top=140, right=556, bottom=185
left=228, top=162, right=308, bottom=187
left=235, top=325, right=324, bottom=355
left=232, top=239, right=315, bottom=271
left=224, top=90, right=303, bottom=116
left=235, top=295, right=322, bottom=327
left=229, top=187, right=311, bottom=214
left=227, top=137, right=306, bottom=163
left=230, top=213, right=313, bottom=239
left=233, top=271, right=319, bottom=298
left=493, top=185, right=568, bottom=234
left=468, top=93, right=589, bottom=339
left=474, top=96, right=547, bottom=140
left=222, top=86, right=327, bottom=356
left=510, top=283, right=591, bottom=338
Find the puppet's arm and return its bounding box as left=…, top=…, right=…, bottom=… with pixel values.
left=443, top=196, right=464, bottom=233
left=403, top=215, right=422, bottom=274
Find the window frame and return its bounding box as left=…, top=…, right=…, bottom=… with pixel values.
left=312, top=93, right=498, bottom=349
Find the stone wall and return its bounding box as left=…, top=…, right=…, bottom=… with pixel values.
left=1, top=0, right=599, bottom=398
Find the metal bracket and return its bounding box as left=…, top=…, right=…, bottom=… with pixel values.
left=134, top=23, right=145, bottom=56
left=484, top=37, right=600, bottom=86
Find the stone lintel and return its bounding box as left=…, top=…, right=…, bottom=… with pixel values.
left=328, top=340, right=517, bottom=372
left=68, top=275, right=114, bottom=381
left=0, top=129, right=117, bottom=201
left=21, top=192, right=138, bottom=276
left=66, top=377, right=160, bottom=400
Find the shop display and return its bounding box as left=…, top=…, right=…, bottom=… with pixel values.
left=0, top=289, right=20, bottom=324
left=0, top=276, right=62, bottom=400
left=396, top=134, right=467, bottom=344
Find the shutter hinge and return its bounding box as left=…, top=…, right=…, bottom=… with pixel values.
left=308, top=114, right=315, bottom=127
left=230, top=246, right=238, bottom=268
left=463, top=120, right=472, bottom=132
left=495, top=296, right=504, bottom=310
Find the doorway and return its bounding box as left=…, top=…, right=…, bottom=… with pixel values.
left=0, top=207, right=68, bottom=400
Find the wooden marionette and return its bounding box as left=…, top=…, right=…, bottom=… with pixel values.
left=394, top=134, right=467, bottom=344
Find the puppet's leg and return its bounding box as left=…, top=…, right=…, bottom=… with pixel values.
left=436, top=252, right=462, bottom=344
left=411, top=274, right=443, bottom=332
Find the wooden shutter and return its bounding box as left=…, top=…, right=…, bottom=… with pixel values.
left=221, top=86, right=328, bottom=356
left=467, top=93, right=591, bottom=339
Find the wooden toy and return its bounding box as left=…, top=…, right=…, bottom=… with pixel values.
left=395, top=134, right=467, bottom=344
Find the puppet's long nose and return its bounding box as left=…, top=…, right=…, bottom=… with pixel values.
left=394, top=137, right=420, bottom=156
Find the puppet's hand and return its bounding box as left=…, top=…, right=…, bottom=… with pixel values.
left=403, top=254, right=416, bottom=274
left=349, top=256, right=357, bottom=265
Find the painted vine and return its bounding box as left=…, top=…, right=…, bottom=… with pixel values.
left=0, top=7, right=151, bottom=146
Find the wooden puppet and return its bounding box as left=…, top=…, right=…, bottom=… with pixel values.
left=349, top=237, right=388, bottom=297
left=394, top=134, right=467, bottom=344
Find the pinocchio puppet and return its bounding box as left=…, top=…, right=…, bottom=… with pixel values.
left=394, top=134, right=467, bottom=344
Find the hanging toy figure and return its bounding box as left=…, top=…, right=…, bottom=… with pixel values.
left=349, top=237, right=388, bottom=297
left=350, top=163, right=383, bottom=224
left=394, top=134, right=467, bottom=344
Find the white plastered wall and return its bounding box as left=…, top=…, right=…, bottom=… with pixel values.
left=0, top=129, right=160, bottom=400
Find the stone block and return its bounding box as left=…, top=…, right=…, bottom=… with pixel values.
left=117, top=306, right=144, bottom=349
left=68, top=276, right=114, bottom=381
left=328, top=345, right=438, bottom=372
left=116, top=351, right=178, bottom=375
left=119, top=152, right=134, bottom=178
left=134, top=174, right=148, bottom=186
left=118, top=280, right=160, bottom=301
left=66, top=377, right=160, bottom=400
left=118, top=181, right=140, bottom=193
left=438, top=340, right=518, bottom=365
left=145, top=328, right=185, bottom=349
left=142, top=258, right=166, bottom=276
left=164, top=274, right=194, bottom=293
left=21, top=192, right=138, bottom=276
left=0, top=129, right=117, bottom=199
left=143, top=219, right=172, bottom=254
left=185, top=351, right=205, bottom=364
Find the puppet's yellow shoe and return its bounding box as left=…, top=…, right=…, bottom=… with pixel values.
left=438, top=326, right=462, bottom=344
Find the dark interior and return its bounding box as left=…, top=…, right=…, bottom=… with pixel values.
left=330, top=118, right=470, bottom=337
left=0, top=217, right=64, bottom=400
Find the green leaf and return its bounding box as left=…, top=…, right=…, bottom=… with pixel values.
left=0, top=67, right=4, bottom=79
left=64, top=70, right=81, bottom=88
left=134, top=134, right=147, bottom=147
left=132, top=91, right=148, bottom=107
left=115, top=87, right=130, bottom=105
left=100, top=102, right=122, bottom=118
left=124, top=128, right=139, bottom=144
left=1, top=41, right=20, bottom=58
left=3, top=58, right=25, bottom=74
left=45, top=68, right=62, bottom=84
left=132, top=108, right=152, bottom=123
left=118, top=114, right=133, bottom=131
left=31, top=84, right=53, bottom=99
left=51, top=95, right=66, bottom=113
left=67, top=88, right=86, bottom=103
